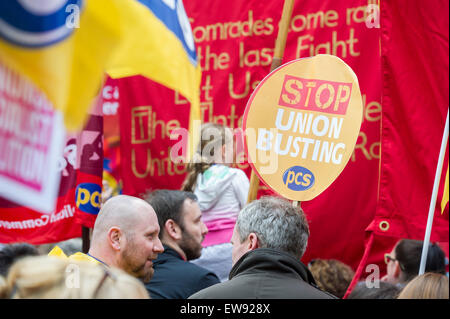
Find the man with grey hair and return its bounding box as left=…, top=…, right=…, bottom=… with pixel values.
left=87, top=195, right=164, bottom=283
left=189, top=196, right=335, bottom=299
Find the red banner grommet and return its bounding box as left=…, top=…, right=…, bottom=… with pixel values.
left=379, top=221, right=390, bottom=232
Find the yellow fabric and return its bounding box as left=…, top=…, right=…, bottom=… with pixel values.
left=48, top=246, right=68, bottom=259
left=48, top=246, right=100, bottom=265
left=0, top=0, right=201, bottom=147
left=0, top=0, right=120, bottom=131
left=68, top=252, right=101, bottom=264
left=105, top=0, right=201, bottom=159
left=441, top=166, right=449, bottom=214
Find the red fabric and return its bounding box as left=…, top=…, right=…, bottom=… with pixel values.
left=0, top=134, right=81, bottom=244
left=373, top=0, right=449, bottom=241
left=73, top=104, right=104, bottom=228
left=0, top=109, right=103, bottom=243
left=344, top=0, right=449, bottom=294
left=343, top=232, right=374, bottom=299
left=102, top=76, right=122, bottom=183
left=117, top=76, right=191, bottom=196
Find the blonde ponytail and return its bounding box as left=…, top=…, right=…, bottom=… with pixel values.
left=181, top=123, right=233, bottom=192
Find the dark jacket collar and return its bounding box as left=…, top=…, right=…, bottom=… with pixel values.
left=155, top=244, right=185, bottom=263
left=229, top=248, right=317, bottom=285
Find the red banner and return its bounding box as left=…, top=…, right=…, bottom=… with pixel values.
left=343, top=1, right=449, bottom=296
left=0, top=133, right=81, bottom=244
left=374, top=0, right=449, bottom=240
left=73, top=103, right=104, bottom=229
left=364, top=0, right=449, bottom=272
left=118, top=76, right=191, bottom=195
left=117, top=0, right=383, bottom=272
left=0, top=106, right=103, bottom=244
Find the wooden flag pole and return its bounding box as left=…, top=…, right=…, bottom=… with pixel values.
left=271, top=0, right=295, bottom=71
left=419, top=109, right=449, bottom=275
left=82, top=226, right=90, bottom=253
left=247, top=0, right=295, bottom=204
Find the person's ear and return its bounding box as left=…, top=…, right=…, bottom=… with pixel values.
left=165, top=219, right=182, bottom=241
left=108, top=227, right=122, bottom=251
left=247, top=233, right=259, bottom=251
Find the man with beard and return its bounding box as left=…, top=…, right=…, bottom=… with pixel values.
left=144, top=190, right=220, bottom=299
left=87, top=195, right=164, bottom=284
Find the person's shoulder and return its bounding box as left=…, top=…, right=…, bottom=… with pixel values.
left=185, top=261, right=220, bottom=282
left=159, top=257, right=219, bottom=281
left=301, top=282, right=338, bottom=299
left=229, top=167, right=249, bottom=180
left=188, top=280, right=232, bottom=299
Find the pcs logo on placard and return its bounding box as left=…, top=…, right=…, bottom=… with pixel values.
left=282, top=166, right=315, bottom=191
left=0, top=0, right=83, bottom=47
left=76, top=183, right=101, bottom=215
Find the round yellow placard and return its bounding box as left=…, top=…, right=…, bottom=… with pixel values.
left=243, top=54, right=363, bottom=201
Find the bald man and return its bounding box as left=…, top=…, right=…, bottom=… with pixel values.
left=87, top=195, right=164, bottom=283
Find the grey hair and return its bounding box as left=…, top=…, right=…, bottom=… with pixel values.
left=236, top=196, right=310, bottom=259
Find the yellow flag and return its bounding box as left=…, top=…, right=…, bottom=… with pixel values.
left=48, top=246, right=100, bottom=264
left=441, top=166, right=449, bottom=214
left=106, top=0, right=202, bottom=159
left=0, top=0, right=201, bottom=147
left=0, top=0, right=121, bottom=131
left=48, top=246, right=68, bottom=259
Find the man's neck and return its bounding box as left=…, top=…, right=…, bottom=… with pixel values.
left=87, top=248, right=113, bottom=266
left=86, top=252, right=108, bottom=266
left=162, top=240, right=187, bottom=261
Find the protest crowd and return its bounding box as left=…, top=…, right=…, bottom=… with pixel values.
left=0, top=0, right=449, bottom=303
left=0, top=190, right=448, bottom=299
left=0, top=122, right=448, bottom=299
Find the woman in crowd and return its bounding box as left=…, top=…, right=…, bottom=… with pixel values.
left=382, top=239, right=446, bottom=287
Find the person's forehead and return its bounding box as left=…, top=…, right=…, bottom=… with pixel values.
left=137, top=205, right=160, bottom=233
left=142, top=222, right=159, bottom=234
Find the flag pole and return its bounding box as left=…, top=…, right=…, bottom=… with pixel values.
left=247, top=0, right=295, bottom=203
left=82, top=226, right=90, bottom=253
left=419, top=109, right=449, bottom=275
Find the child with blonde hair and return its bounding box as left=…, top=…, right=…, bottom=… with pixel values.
left=182, top=123, right=249, bottom=281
